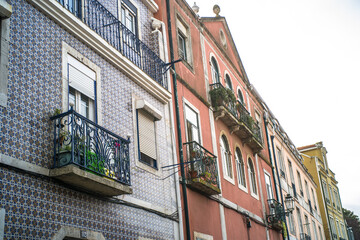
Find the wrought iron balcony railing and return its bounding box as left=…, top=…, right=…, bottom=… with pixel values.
left=209, top=83, right=262, bottom=144
left=183, top=141, right=220, bottom=195
left=50, top=108, right=131, bottom=185
left=300, top=233, right=311, bottom=240
left=57, top=0, right=167, bottom=89
left=267, top=199, right=285, bottom=223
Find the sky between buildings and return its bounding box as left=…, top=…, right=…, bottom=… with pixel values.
left=185, top=0, right=360, bottom=217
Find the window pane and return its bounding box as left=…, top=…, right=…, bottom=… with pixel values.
left=80, top=94, right=89, bottom=118
left=69, top=87, right=76, bottom=110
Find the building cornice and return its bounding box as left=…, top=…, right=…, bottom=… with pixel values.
left=27, top=0, right=172, bottom=104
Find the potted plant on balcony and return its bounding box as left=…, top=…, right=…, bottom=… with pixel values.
left=86, top=150, right=105, bottom=176
left=209, top=86, right=228, bottom=108
left=189, top=169, right=198, bottom=179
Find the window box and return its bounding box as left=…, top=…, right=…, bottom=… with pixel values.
left=50, top=108, right=132, bottom=196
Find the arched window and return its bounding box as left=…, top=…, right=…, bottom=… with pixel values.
left=220, top=135, right=232, bottom=178
left=237, top=89, right=244, bottom=105
left=211, top=57, right=220, bottom=84
left=235, top=148, right=246, bottom=188
left=248, top=158, right=257, bottom=195
left=225, top=74, right=232, bottom=90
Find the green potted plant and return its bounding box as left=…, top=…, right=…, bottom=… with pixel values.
left=209, top=86, right=228, bottom=108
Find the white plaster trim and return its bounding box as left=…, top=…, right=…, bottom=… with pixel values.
left=132, top=94, right=162, bottom=176
left=140, top=0, right=158, bottom=13
left=219, top=204, right=227, bottom=240
left=0, top=17, right=11, bottom=107
left=212, top=195, right=265, bottom=224
left=0, top=153, right=50, bottom=176
left=182, top=97, right=203, bottom=144
left=0, top=0, right=12, bottom=18
left=52, top=226, right=105, bottom=240
left=27, top=0, right=171, bottom=104
left=0, top=208, right=5, bottom=240
left=194, top=231, right=214, bottom=240
left=117, top=195, right=176, bottom=216
left=136, top=99, right=162, bottom=121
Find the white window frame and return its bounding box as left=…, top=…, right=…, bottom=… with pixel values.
left=133, top=97, right=163, bottom=175
left=0, top=1, right=12, bottom=107
left=235, top=147, right=247, bottom=192
left=248, top=157, right=258, bottom=199
left=264, top=170, right=273, bottom=200
left=210, top=54, right=220, bottom=84
left=276, top=147, right=286, bottom=179
left=194, top=231, right=213, bottom=240
left=183, top=98, right=202, bottom=144
left=220, top=134, right=234, bottom=184
left=176, top=15, right=193, bottom=66
left=61, top=42, right=101, bottom=124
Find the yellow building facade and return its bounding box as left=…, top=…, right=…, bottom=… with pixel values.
left=299, top=142, right=348, bottom=240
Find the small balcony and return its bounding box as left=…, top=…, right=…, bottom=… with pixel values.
left=57, top=0, right=167, bottom=89
left=266, top=199, right=285, bottom=231
left=50, top=108, right=132, bottom=196
left=300, top=233, right=311, bottom=240
left=183, top=141, right=221, bottom=195
left=209, top=83, right=263, bottom=152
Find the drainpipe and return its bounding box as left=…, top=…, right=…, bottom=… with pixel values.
left=263, top=112, right=279, bottom=201
left=270, top=136, right=290, bottom=240
left=165, top=0, right=191, bottom=239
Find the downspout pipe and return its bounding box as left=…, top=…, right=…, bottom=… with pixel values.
left=165, top=0, right=191, bottom=239
left=270, top=136, right=290, bottom=240
left=263, top=113, right=279, bottom=201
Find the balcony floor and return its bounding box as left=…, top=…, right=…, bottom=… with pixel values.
left=49, top=165, right=132, bottom=196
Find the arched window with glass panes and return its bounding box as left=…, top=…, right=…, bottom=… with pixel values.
left=220, top=135, right=232, bottom=179
left=210, top=57, right=220, bottom=84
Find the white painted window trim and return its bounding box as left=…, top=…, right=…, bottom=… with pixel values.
left=209, top=52, right=221, bottom=84
left=263, top=169, right=274, bottom=200
left=0, top=1, right=12, bottom=107
left=194, top=231, right=213, bottom=240
left=247, top=157, right=259, bottom=200
left=132, top=95, right=163, bottom=176
left=61, top=42, right=102, bottom=124
left=220, top=134, right=235, bottom=185
left=182, top=98, right=203, bottom=144
left=28, top=0, right=171, bottom=103
left=234, top=147, right=248, bottom=193
left=176, top=14, right=193, bottom=67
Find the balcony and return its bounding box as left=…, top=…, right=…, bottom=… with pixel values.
left=266, top=199, right=285, bottom=231
left=56, top=0, right=167, bottom=89
left=183, top=141, right=221, bottom=195
left=209, top=83, right=263, bottom=152
left=49, top=108, right=132, bottom=196
left=300, top=233, right=311, bottom=240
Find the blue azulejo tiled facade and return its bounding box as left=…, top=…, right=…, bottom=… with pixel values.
left=0, top=0, right=178, bottom=239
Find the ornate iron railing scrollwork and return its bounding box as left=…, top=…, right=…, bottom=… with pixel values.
left=183, top=141, right=219, bottom=189
left=50, top=108, right=131, bottom=185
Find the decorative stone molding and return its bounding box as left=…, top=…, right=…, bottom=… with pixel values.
left=141, top=0, right=159, bottom=14
left=51, top=226, right=105, bottom=240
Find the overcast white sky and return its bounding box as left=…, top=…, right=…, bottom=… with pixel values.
left=186, top=0, right=360, bottom=217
